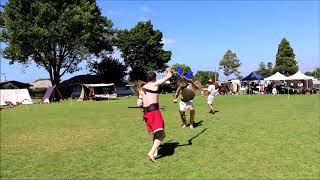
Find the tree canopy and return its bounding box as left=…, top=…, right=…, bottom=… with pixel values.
left=305, top=67, right=320, bottom=78
left=88, top=55, right=127, bottom=84
left=219, top=50, right=241, bottom=79
left=257, top=61, right=273, bottom=77
left=273, top=38, right=298, bottom=76
left=116, top=20, right=172, bottom=81
left=1, top=0, right=115, bottom=85
left=194, top=71, right=219, bottom=86
left=171, top=63, right=191, bottom=76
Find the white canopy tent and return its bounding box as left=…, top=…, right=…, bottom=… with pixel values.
left=78, top=83, right=116, bottom=101
left=264, top=72, right=288, bottom=81
left=286, top=71, right=315, bottom=89
left=286, top=71, right=314, bottom=80
left=82, top=83, right=115, bottom=88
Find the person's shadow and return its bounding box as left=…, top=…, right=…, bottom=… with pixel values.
left=187, top=120, right=203, bottom=128
left=156, top=128, right=208, bottom=159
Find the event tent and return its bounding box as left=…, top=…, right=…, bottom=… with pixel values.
left=0, top=89, right=33, bottom=106
left=264, top=72, right=288, bottom=81
left=286, top=71, right=315, bottom=89
left=78, top=83, right=116, bottom=101
left=241, top=71, right=264, bottom=81
left=286, top=71, right=315, bottom=80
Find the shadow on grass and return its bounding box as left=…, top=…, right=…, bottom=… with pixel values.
left=156, top=128, right=208, bottom=159
left=186, top=120, right=203, bottom=128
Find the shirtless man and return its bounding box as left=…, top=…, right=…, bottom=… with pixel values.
left=139, top=68, right=173, bottom=162
left=174, top=76, right=200, bottom=129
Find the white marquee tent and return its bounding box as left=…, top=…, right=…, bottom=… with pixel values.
left=78, top=83, right=116, bottom=101
left=286, top=71, right=315, bottom=80
left=264, top=72, right=288, bottom=81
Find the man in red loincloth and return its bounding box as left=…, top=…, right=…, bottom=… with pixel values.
left=139, top=68, right=173, bottom=162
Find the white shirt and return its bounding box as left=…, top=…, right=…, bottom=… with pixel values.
left=208, top=84, right=215, bottom=96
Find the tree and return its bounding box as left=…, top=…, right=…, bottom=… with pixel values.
left=117, top=20, right=172, bottom=81
left=1, top=0, right=115, bottom=86
left=273, top=38, right=298, bottom=76
left=257, top=61, right=273, bottom=77
left=267, top=62, right=273, bottom=71
left=88, top=55, right=127, bottom=84
left=194, top=71, right=219, bottom=86
left=306, top=67, right=320, bottom=78
left=171, top=63, right=191, bottom=76
left=219, top=50, right=241, bottom=79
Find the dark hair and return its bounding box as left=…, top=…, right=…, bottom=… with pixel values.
left=146, top=71, right=156, bottom=82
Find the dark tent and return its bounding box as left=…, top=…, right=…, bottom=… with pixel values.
left=42, top=86, right=64, bottom=103
left=241, top=71, right=264, bottom=81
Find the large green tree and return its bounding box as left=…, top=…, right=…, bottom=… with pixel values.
left=88, top=55, right=127, bottom=84
left=219, top=50, right=241, bottom=79
left=116, top=20, right=172, bottom=81
left=171, top=63, right=191, bottom=76
left=273, top=38, right=298, bottom=76
left=1, top=0, right=114, bottom=86
left=194, top=71, right=219, bottom=85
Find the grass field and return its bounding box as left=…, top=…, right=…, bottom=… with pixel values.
left=1, top=94, right=319, bottom=179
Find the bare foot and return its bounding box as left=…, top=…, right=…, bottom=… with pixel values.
left=190, top=125, right=194, bottom=129
left=148, top=153, right=158, bottom=163
left=182, top=124, right=186, bottom=128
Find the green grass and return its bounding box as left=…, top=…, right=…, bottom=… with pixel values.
left=1, top=94, right=319, bottom=179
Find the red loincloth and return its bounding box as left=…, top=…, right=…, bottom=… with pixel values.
left=143, top=108, right=165, bottom=133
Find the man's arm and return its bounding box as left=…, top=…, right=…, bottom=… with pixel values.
left=185, top=78, right=200, bottom=90
left=154, top=68, right=174, bottom=86
left=175, top=85, right=181, bottom=99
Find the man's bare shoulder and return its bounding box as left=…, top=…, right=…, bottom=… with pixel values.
left=142, top=83, right=158, bottom=91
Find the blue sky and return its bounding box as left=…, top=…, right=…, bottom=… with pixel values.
left=1, top=0, right=319, bottom=82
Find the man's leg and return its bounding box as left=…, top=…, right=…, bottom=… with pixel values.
left=179, top=101, right=187, bottom=128
left=208, top=104, right=214, bottom=113
left=180, top=111, right=186, bottom=127
left=189, top=109, right=195, bottom=129
left=148, top=130, right=166, bottom=162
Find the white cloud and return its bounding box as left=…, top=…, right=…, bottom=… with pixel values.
left=140, top=6, right=151, bottom=13
left=107, top=10, right=120, bottom=16
left=139, top=17, right=150, bottom=22
left=161, top=38, right=176, bottom=45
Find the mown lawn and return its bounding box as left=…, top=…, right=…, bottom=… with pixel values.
left=1, top=94, right=319, bottom=179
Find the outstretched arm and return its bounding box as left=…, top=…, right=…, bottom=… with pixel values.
left=154, top=68, right=174, bottom=86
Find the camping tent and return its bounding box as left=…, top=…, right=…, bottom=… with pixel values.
left=241, top=71, right=264, bottom=81
left=78, top=83, right=116, bottom=101
left=0, top=89, right=33, bottom=106
left=42, top=86, right=64, bottom=103
left=264, top=72, right=288, bottom=81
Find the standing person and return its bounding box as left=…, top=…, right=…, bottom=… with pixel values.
left=207, top=79, right=216, bottom=114
left=136, top=81, right=146, bottom=107
left=174, top=76, right=200, bottom=129
left=139, top=68, right=173, bottom=162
